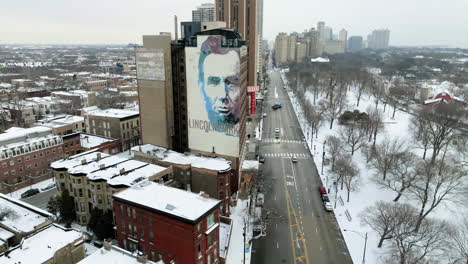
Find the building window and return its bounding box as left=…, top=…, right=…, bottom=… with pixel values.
left=148, top=215, right=152, bottom=226
left=149, top=231, right=154, bottom=242
left=120, top=204, right=124, bottom=216
left=207, top=213, right=215, bottom=228
left=133, top=225, right=137, bottom=237
left=198, top=223, right=202, bottom=234
left=2, top=162, right=6, bottom=168
left=128, top=224, right=132, bottom=236
left=198, top=244, right=202, bottom=258
left=18, top=158, right=22, bottom=163
left=208, top=254, right=211, bottom=264
left=26, top=156, right=30, bottom=161
left=127, top=207, right=131, bottom=217
left=123, top=239, right=127, bottom=250
left=150, top=251, right=155, bottom=261
left=9, top=160, right=14, bottom=166
left=140, top=227, right=144, bottom=240
left=132, top=208, right=136, bottom=219
left=121, top=220, right=125, bottom=233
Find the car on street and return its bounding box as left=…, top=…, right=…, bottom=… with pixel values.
left=272, top=103, right=282, bottom=110
left=291, top=156, right=298, bottom=163
left=21, top=188, right=40, bottom=199
left=321, top=194, right=330, bottom=202
left=258, top=155, right=265, bottom=163
left=40, top=183, right=56, bottom=192
left=262, top=113, right=267, bottom=117
left=323, top=201, right=333, bottom=211
left=319, top=186, right=327, bottom=194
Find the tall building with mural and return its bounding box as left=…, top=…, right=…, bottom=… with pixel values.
left=185, top=30, right=248, bottom=191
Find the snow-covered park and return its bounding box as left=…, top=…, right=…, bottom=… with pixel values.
left=281, top=70, right=468, bottom=264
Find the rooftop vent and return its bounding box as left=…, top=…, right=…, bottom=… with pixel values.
left=165, top=204, right=176, bottom=211
left=99, top=164, right=105, bottom=169
left=97, top=153, right=102, bottom=159
left=81, top=159, right=86, bottom=165
left=119, top=168, right=125, bottom=175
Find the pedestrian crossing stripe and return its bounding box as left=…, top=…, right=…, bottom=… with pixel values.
left=262, top=138, right=304, bottom=144
left=263, top=153, right=311, bottom=159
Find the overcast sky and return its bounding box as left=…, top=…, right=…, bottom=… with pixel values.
left=1, top=0, right=467, bottom=48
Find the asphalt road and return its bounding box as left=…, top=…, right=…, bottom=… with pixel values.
left=21, top=188, right=58, bottom=210
left=251, top=65, right=352, bottom=264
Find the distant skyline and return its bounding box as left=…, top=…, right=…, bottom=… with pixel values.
left=1, top=0, right=467, bottom=48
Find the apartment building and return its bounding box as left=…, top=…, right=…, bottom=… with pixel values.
left=50, top=150, right=171, bottom=225
left=62, top=132, right=121, bottom=157
left=113, top=181, right=221, bottom=264
left=0, top=126, right=63, bottom=193
left=84, top=108, right=140, bottom=150
left=192, top=3, right=215, bottom=22
left=132, top=144, right=232, bottom=216
left=0, top=194, right=85, bottom=264
left=37, top=115, right=86, bottom=135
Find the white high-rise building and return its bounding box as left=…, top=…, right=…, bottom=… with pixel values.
left=339, top=29, right=348, bottom=51
left=192, top=3, right=215, bottom=22
left=367, top=29, right=390, bottom=49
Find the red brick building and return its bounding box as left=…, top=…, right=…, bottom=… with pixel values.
left=113, top=181, right=221, bottom=264
left=62, top=132, right=121, bottom=157
left=0, top=130, right=64, bottom=193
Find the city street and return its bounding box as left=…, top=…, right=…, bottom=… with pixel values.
left=251, top=66, right=352, bottom=264
left=21, top=188, right=58, bottom=210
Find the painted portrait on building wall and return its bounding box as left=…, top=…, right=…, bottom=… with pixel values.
left=198, top=36, right=241, bottom=127
left=186, top=35, right=242, bottom=157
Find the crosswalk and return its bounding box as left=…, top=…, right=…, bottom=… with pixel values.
left=262, top=138, right=304, bottom=144
left=263, top=153, right=311, bottom=159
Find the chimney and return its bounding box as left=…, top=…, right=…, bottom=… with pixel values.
left=99, top=164, right=105, bottom=169
left=119, top=168, right=125, bottom=175
left=97, top=153, right=102, bottom=159
left=81, top=159, right=86, bottom=165
left=200, top=192, right=210, bottom=199
left=137, top=251, right=147, bottom=263
left=174, top=15, right=178, bottom=41
left=103, top=239, right=112, bottom=250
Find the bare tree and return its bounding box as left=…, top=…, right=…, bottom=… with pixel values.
left=411, top=103, right=462, bottom=163
left=367, top=107, right=384, bottom=148
left=354, top=70, right=370, bottom=107
left=386, top=217, right=451, bottom=264
left=319, top=89, right=347, bottom=129
left=343, top=162, right=360, bottom=202
left=359, top=201, right=417, bottom=248
left=339, top=123, right=367, bottom=155
left=447, top=219, right=468, bottom=264
left=409, top=159, right=466, bottom=232
left=325, top=135, right=343, bottom=171
left=309, top=107, right=324, bottom=139
left=332, top=154, right=353, bottom=191
left=368, top=138, right=406, bottom=180
left=374, top=151, right=418, bottom=202
left=409, top=114, right=432, bottom=160
left=361, top=143, right=373, bottom=163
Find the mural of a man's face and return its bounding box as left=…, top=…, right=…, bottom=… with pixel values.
left=200, top=50, right=240, bottom=124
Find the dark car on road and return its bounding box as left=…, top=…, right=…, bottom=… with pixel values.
left=272, top=103, right=282, bottom=110
left=21, top=188, right=40, bottom=199
left=258, top=155, right=265, bottom=163
left=321, top=194, right=330, bottom=202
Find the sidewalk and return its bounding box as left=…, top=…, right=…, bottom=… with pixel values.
left=226, top=198, right=253, bottom=264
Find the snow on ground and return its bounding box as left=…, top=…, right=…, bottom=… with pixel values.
left=282, top=71, right=467, bottom=263
left=226, top=198, right=253, bottom=264
left=6, top=177, right=56, bottom=200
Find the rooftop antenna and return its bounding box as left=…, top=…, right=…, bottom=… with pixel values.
left=174, top=15, right=178, bottom=41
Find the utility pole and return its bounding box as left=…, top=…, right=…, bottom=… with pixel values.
left=363, top=232, right=368, bottom=264
left=243, top=221, right=246, bottom=263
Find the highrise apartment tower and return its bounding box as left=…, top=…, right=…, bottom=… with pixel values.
left=367, top=29, right=390, bottom=49
left=192, top=3, right=215, bottom=22
left=215, top=0, right=261, bottom=87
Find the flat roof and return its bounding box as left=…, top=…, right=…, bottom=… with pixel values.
left=0, top=224, right=83, bottom=264
left=80, top=133, right=116, bottom=149
left=78, top=245, right=162, bottom=264
left=114, top=181, right=220, bottom=223
left=0, top=126, right=51, bottom=143
left=87, top=108, right=139, bottom=119
left=0, top=194, right=52, bottom=234
left=133, top=144, right=231, bottom=172
left=50, top=149, right=105, bottom=170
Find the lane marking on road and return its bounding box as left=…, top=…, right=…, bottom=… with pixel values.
left=277, top=242, right=279, bottom=249
left=276, top=223, right=278, bottom=230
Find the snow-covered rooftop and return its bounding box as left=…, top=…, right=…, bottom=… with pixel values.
left=0, top=224, right=83, bottom=264
left=0, top=227, right=14, bottom=241
left=114, top=181, right=221, bottom=223
left=241, top=160, right=259, bottom=170
left=78, top=245, right=162, bottom=264
left=50, top=149, right=105, bottom=170
left=219, top=221, right=232, bottom=258
left=132, top=144, right=231, bottom=172
left=0, top=126, right=51, bottom=143
left=87, top=108, right=139, bottom=119
left=80, top=133, right=115, bottom=149
left=0, top=194, right=52, bottom=234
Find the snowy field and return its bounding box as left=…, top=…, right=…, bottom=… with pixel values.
left=282, top=72, right=467, bottom=263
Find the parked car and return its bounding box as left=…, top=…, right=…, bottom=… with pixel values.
left=291, top=156, right=298, bottom=163
left=40, top=183, right=56, bottom=192
left=258, top=155, right=265, bottom=163
left=321, top=194, right=330, bottom=202
left=318, top=186, right=327, bottom=194
left=323, top=201, right=333, bottom=212
left=262, top=113, right=267, bottom=117
left=21, top=188, right=40, bottom=199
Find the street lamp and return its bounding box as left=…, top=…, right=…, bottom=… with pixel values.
left=343, top=229, right=368, bottom=264
left=321, top=140, right=327, bottom=175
